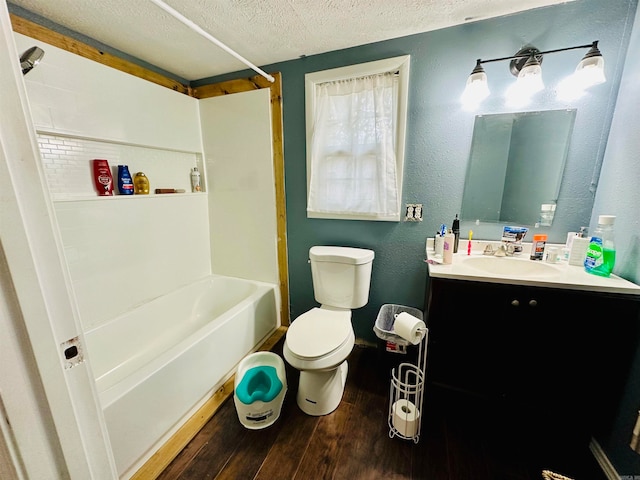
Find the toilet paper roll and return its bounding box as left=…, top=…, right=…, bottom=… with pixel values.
left=393, top=312, right=426, bottom=345
left=392, top=399, right=420, bottom=438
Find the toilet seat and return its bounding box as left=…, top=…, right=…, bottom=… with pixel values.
left=286, top=308, right=352, bottom=360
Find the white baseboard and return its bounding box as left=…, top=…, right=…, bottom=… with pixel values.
left=590, top=437, right=620, bottom=480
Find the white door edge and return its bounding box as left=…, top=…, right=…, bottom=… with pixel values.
left=0, top=3, right=117, bottom=479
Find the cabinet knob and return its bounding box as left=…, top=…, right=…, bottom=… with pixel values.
left=529, top=299, right=538, bottom=307
left=511, top=299, right=520, bottom=307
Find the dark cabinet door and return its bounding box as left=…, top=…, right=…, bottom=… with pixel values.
left=424, top=277, right=640, bottom=443
left=425, top=278, right=511, bottom=398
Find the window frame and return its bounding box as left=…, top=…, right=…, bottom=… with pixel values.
left=304, top=55, right=411, bottom=221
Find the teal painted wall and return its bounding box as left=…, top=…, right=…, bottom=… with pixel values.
left=198, top=0, right=637, bottom=344
left=589, top=0, right=640, bottom=474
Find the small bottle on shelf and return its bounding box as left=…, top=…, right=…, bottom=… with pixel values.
left=92, top=159, right=114, bottom=196
left=191, top=167, right=201, bottom=192
left=117, top=165, right=134, bottom=195
left=134, top=172, right=150, bottom=194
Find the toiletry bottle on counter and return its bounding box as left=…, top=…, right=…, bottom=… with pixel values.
left=134, top=172, right=150, bottom=194
left=545, top=247, right=560, bottom=263
left=191, top=167, right=201, bottom=192
left=443, top=230, right=455, bottom=264
left=452, top=214, right=460, bottom=253
left=562, top=232, right=578, bottom=262
left=117, top=165, right=134, bottom=195
left=434, top=233, right=444, bottom=257
left=584, top=215, right=616, bottom=277
left=92, top=159, right=113, bottom=196
left=530, top=234, right=547, bottom=261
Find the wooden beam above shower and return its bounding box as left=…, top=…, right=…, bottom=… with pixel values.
left=10, top=13, right=191, bottom=95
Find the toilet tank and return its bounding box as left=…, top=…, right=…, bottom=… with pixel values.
left=309, top=246, right=375, bottom=309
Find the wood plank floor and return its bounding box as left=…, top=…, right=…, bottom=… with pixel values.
left=157, top=340, right=608, bottom=480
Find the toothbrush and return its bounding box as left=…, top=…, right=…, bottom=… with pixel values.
left=467, top=230, right=473, bottom=255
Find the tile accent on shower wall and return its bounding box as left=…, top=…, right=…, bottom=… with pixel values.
left=37, top=134, right=200, bottom=200
left=38, top=134, right=120, bottom=198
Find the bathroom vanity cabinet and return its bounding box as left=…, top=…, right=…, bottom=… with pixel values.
left=424, top=275, right=640, bottom=445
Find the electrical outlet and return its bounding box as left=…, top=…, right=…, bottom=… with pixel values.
left=405, top=203, right=423, bottom=221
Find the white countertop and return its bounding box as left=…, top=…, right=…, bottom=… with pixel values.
left=426, top=238, right=640, bottom=296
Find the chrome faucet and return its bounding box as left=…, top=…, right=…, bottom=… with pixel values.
left=483, top=243, right=515, bottom=257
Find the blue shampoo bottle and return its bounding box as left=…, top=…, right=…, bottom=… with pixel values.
left=117, top=165, right=134, bottom=195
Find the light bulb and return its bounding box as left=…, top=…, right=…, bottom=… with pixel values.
left=461, top=62, right=490, bottom=110
left=574, top=54, right=606, bottom=88
left=516, top=56, right=544, bottom=95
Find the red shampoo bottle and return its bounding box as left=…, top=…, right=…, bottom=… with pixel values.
left=92, top=159, right=114, bottom=196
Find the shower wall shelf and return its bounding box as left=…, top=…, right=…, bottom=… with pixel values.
left=51, top=192, right=205, bottom=202
left=36, top=133, right=205, bottom=202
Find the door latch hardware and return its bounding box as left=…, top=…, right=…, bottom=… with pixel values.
left=61, top=336, right=84, bottom=369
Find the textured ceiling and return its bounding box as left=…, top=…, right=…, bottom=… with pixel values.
left=9, top=0, right=575, bottom=81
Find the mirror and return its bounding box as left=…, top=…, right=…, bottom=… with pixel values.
left=460, top=109, right=576, bottom=227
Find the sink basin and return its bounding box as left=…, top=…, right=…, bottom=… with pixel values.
left=462, top=256, right=561, bottom=277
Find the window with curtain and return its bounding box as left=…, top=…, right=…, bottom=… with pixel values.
left=305, top=56, right=410, bottom=221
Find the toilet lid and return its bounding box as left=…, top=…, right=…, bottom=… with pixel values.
left=287, top=308, right=352, bottom=359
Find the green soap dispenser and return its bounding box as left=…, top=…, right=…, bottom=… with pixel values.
left=584, top=215, right=616, bottom=277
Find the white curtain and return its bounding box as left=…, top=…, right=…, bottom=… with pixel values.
left=307, top=72, right=399, bottom=217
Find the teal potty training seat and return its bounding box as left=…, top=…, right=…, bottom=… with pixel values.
left=233, top=351, right=287, bottom=429
left=235, top=366, right=282, bottom=404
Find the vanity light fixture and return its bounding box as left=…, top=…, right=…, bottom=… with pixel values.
left=461, top=40, right=605, bottom=109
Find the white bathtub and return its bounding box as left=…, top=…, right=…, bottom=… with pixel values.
left=84, top=275, right=279, bottom=477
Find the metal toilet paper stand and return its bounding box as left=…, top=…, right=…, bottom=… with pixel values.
left=387, top=317, right=428, bottom=444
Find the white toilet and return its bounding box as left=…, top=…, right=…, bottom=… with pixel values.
left=283, top=246, right=374, bottom=416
